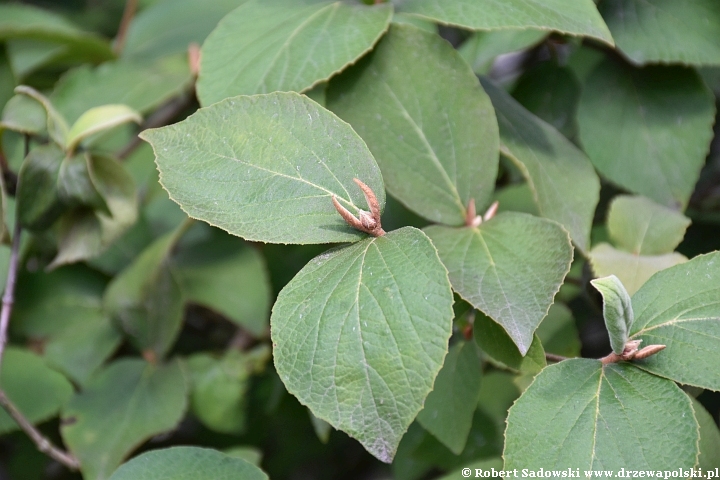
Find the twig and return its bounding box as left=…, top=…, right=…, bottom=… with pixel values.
left=0, top=221, right=21, bottom=373
left=114, top=0, right=138, bottom=56
left=545, top=353, right=568, bottom=363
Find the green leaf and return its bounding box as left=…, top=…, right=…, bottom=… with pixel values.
left=691, top=397, right=720, bottom=469
left=607, top=195, right=691, bottom=255
left=536, top=303, right=581, bottom=358
left=58, top=152, right=109, bottom=212
left=223, top=446, right=262, bottom=465
left=122, top=0, right=249, bottom=61
left=0, top=53, right=14, bottom=110
left=51, top=58, right=191, bottom=124
left=459, top=29, right=546, bottom=75
left=61, top=359, right=188, bottom=480
left=16, top=144, right=66, bottom=231
left=589, top=243, right=687, bottom=296
left=5, top=38, right=68, bottom=80
left=65, top=104, right=142, bottom=153
left=474, top=312, right=546, bottom=375
left=416, top=341, right=483, bottom=454
left=108, top=446, right=268, bottom=480
left=577, top=59, right=716, bottom=209
left=481, top=78, right=599, bottom=254
left=141, top=91, right=385, bottom=244
left=396, top=0, right=613, bottom=45
left=424, top=212, right=573, bottom=354
left=104, top=225, right=186, bottom=358
left=309, top=410, right=332, bottom=443
left=629, top=251, right=720, bottom=391
left=504, top=359, right=699, bottom=468
left=196, top=0, right=392, bottom=106
left=271, top=227, right=454, bottom=463
left=1, top=93, right=46, bottom=135
left=600, top=0, right=720, bottom=66
left=328, top=24, right=499, bottom=226
left=15, top=85, right=69, bottom=147
left=590, top=275, right=634, bottom=354
left=0, top=348, right=74, bottom=434
left=173, top=224, right=271, bottom=337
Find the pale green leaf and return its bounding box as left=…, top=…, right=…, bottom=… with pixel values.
left=481, top=78, right=598, bottom=254
left=629, top=251, right=720, bottom=391
left=416, top=341, right=483, bottom=455
left=16, top=144, right=65, bottom=231
left=173, top=224, right=271, bottom=337
left=15, top=85, right=69, bottom=147
left=197, top=0, right=392, bottom=106
left=104, top=226, right=185, bottom=358
left=591, top=275, right=633, bottom=354
left=223, top=446, right=262, bottom=465
left=536, top=303, right=580, bottom=358
left=473, top=312, right=546, bottom=375
left=600, top=0, right=720, bottom=66
left=424, top=212, right=573, bottom=354
left=391, top=12, right=437, bottom=33
left=691, top=397, right=720, bottom=469
left=607, top=195, right=691, bottom=255
left=61, top=359, right=188, bottom=480
left=577, top=59, right=716, bottom=209
left=0, top=348, right=74, bottom=434
left=328, top=24, right=499, bottom=226
left=396, top=0, right=613, bottom=45
left=141, top=92, right=385, bottom=244
left=271, top=227, right=454, bottom=463
left=108, top=447, right=268, bottom=480
left=122, top=0, right=249, bottom=61
left=1, top=93, right=46, bottom=135
left=309, top=410, right=332, bottom=444
left=505, top=359, right=699, bottom=468
left=66, top=104, right=142, bottom=153
left=459, top=30, right=546, bottom=75
left=493, top=183, right=540, bottom=217
left=589, top=242, right=687, bottom=296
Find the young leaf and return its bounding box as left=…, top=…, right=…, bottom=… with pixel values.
left=196, top=0, right=392, bottom=106
left=271, top=227, right=454, bottom=463
left=629, top=251, right=720, bottom=390
left=141, top=92, right=385, bottom=244
left=607, top=195, right=691, bottom=255
left=504, top=359, right=699, bottom=469
left=691, top=397, right=720, bottom=469
left=577, top=59, right=716, bottom=209
left=328, top=24, right=499, bottom=226
left=600, top=0, right=720, bottom=66
left=104, top=226, right=185, bottom=359
left=396, top=0, right=613, bottom=45
left=416, top=341, right=483, bottom=455
left=481, top=78, right=599, bottom=254
left=14, top=85, right=69, bottom=147
left=61, top=359, right=188, bottom=480
left=424, top=212, right=573, bottom=355
left=590, top=275, right=633, bottom=354
left=16, top=144, right=65, bottom=231
left=0, top=93, right=46, bottom=135
left=65, top=104, right=142, bottom=153
left=473, top=312, right=546, bottom=375
left=0, top=348, right=73, bottom=434
left=108, top=447, right=268, bottom=480
left=589, top=242, right=687, bottom=296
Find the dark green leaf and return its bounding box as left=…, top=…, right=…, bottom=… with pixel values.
left=272, top=227, right=454, bottom=462
left=141, top=92, right=385, bottom=244
left=196, top=0, right=392, bottom=105
left=437, top=458, right=504, bottom=480
left=692, top=397, right=720, bottom=469
left=328, top=24, right=499, bottom=226
left=536, top=303, right=580, bottom=358
left=16, top=144, right=65, bottom=231
left=474, top=312, right=546, bottom=374
left=58, top=152, right=108, bottom=212
left=591, top=275, right=634, bottom=354
left=505, top=359, right=699, bottom=468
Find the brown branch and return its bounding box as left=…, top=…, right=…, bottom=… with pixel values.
left=114, top=0, right=138, bottom=56
left=545, top=353, right=568, bottom=363
left=600, top=340, right=666, bottom=365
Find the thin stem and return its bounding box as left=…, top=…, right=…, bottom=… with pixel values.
left=114, top=0, right=138, bottom=56
left=545, top=353, right=568, bottom=363
left=0, top=220, right=21, bottom=373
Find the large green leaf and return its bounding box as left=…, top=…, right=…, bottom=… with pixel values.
left=328, top=24, right=499, bottom=226
left=173, top=224, right=271, bottom=337
left=196, top=0, right=392, bottom=106
left=0, top=348, right=74, bottom=434
left=600, top=0, right=720, bottom=66
left=577, top=59, right=716, bottom=209
left=589, top=243, right=687, bottom=296
left=141, top=92, right=385, bottom=244
left=424, top=212, right=573, bottom=354
left=591, top=275, right=634, bottom=355
left=473, top=312, right=546, bottom=375
left=16, top=144, right=65, bottom=231
left=108, top=447, right=268, bottom=480
left=459, top=29, right=546, bottom=75
left=692, top=397, right=720, bottom=469
left=505, top=359, right=698, bottom=468
left=104, top=226, right=185, bottom=358
left=481, top=78, right=598, bottom=254
left=629, top=251, right=720, bottom=391
left=416, top=341, right=483, bottom=455
left=61, top=359, right=187, bottom=480
left=396, top=0, right=613, bottom=45
left=122, top=0, right=249, bottom=61
left=271, top=227, right=454, bottom=463
left=607, top=195, right=691, bottom=255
